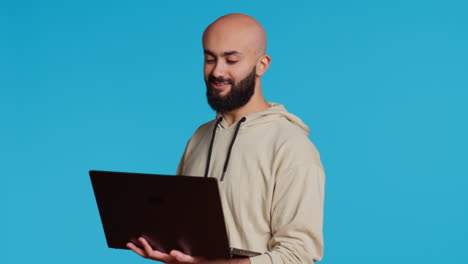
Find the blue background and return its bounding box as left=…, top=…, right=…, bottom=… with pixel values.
left=2, top=0, right=467, bottom=263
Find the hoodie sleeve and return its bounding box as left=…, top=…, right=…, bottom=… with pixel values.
left=176, top=151, right=186, bottom=175
left=176, top=138, right=192, bottom=175
left=250, top=143, right=325, bottom=264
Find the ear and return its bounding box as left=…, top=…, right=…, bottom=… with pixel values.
left=256, top=55, right=271, bottom=77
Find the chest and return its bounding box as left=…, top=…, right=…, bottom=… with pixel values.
left=181, top=130, right=278, bottom=219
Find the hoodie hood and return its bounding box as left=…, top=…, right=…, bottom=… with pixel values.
left=216, top=102, right=310, bottom=136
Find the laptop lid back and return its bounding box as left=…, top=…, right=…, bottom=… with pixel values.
left=89, top=170, right=231, bottom=259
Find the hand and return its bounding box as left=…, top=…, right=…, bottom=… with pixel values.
left=127, top=237, right=250, bottom=264
left=127, top=237, right=204, bottom=263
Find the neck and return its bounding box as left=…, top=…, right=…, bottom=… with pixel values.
left=221, top=83, right=269, bottom=126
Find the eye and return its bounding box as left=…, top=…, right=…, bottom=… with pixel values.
left=226, top=56, right=239, bottom=64
left=204, top=56, right=216, bottom=64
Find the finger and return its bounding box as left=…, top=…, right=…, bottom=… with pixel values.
left=170, top=250, right=205, bottom=263
left=126, top=242, right=146, bottom=258
left=150, top=250, right=177, bottom=263
left=138, top=237, right=176, bottom=262
left=138, top=237, right=154, bottom=256
left=170, top=250, right=195, bottom=263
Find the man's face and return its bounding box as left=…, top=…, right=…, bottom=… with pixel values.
left=205, top=64, right=256, bottom=113
left=203, top=29, right=258, bottom=113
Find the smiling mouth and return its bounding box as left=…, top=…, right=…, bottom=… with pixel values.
left=211, top=80, right=231, bottom=90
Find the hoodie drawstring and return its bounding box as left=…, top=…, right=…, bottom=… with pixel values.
left=204, top=116, right=246, bottom=181
left=204, top=117, right=223, bottom=178
left=221, top=117, right=246, bottom=181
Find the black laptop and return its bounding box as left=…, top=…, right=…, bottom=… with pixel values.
left=89, top=170, right=261, bottom=259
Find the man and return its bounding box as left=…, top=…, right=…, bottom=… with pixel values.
left=127, top=13, right=325, bottom=264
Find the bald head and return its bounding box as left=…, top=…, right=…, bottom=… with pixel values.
left=203, top=13, right=267, bottom=58
left=202, top=14, right=272, bottom=117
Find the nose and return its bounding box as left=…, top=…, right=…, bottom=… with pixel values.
left=212, top=62, right=226, bottom=78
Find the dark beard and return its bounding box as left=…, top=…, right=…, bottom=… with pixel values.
left=205, top=66, right=256, bottom=113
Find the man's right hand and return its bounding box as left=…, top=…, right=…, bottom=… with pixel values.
left=126, top=237, right=250, bottom=264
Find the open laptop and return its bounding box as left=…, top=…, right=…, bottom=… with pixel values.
left=89, top=170, right=261, bottom=259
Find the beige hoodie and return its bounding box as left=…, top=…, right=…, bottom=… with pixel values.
left=177, top=103, right=325, bottom=264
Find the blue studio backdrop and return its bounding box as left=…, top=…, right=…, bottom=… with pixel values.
left=2, top=0, right=467, bottom=263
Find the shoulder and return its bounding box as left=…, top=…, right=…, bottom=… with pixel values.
left=190, top=119, right=217, bottom=142
left=182, top=118, right=217, bottom=155
left=272, top=117, right=323, bottom=169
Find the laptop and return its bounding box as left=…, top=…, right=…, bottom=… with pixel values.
left=89, top=170, right=261, bottom=259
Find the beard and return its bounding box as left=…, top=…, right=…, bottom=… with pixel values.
left=205, top=66, right=257, bottom=113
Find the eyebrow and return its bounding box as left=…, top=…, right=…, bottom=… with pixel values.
left=204, top=49, right=242, bottom=57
